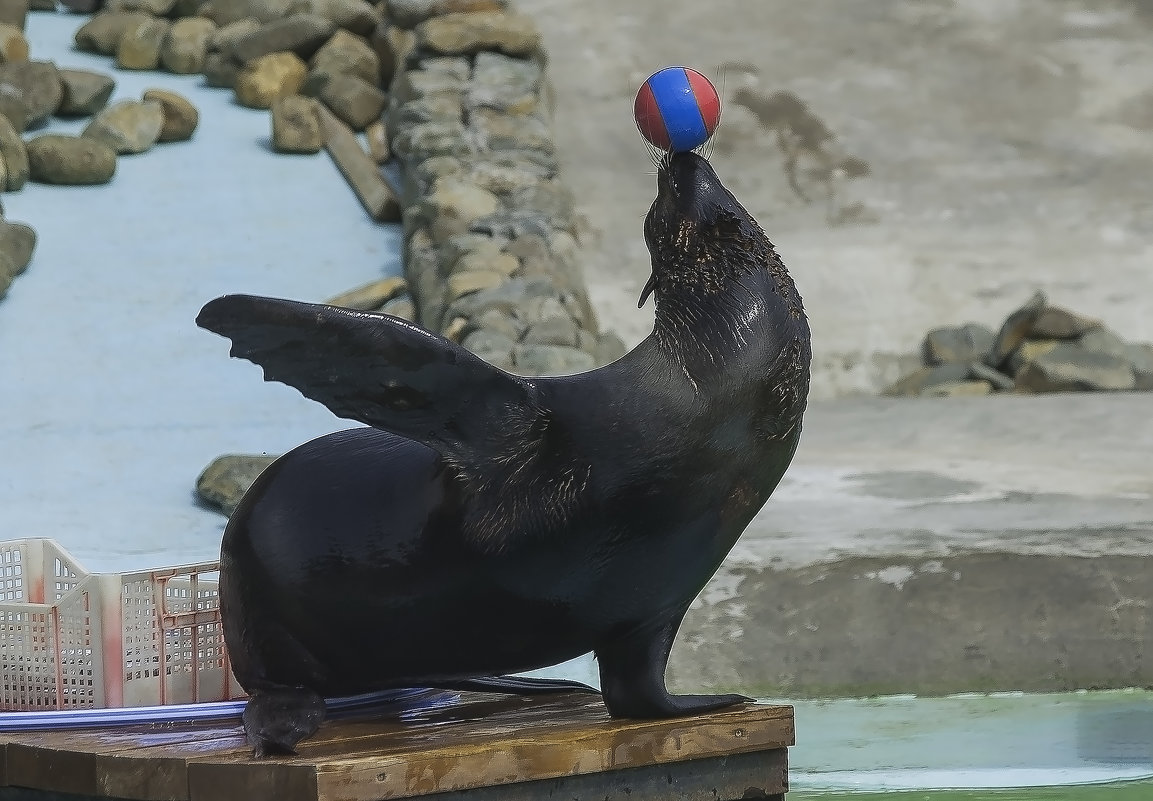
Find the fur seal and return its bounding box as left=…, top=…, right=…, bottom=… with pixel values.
left=197, top=150, right=811, bottom=757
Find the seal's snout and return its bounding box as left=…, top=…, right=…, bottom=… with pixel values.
left=659, top=151, right=739, bottom=224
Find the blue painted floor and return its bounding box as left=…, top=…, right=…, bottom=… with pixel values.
left=0, top=11, right=402, bottom=571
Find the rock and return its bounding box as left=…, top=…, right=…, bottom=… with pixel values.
left=469, top=208, right=553, bottom=240
left=0, top=60, right=60, bottom=128
left=75, top=11, right=151, bottom=56
left=202, top=52, right=239, bottom=88
left=0, top=90, right=23, bottom=130
left=117, top=17, right=170, bottom=71
left=465, top=157, right=552, bottom=194
left=270, top=93, right=322, bottom=152
left=388, top=0, right=506, bottom=29
left=920, top=380, right=993, bottom=398
left=308, top=0, right=378, bottom=36
left=315, top=72, right=384, bottom=130
left=446, top=269, right=503, bottom=303
left=1007, top=338, right=1060, bottom=375
left=1030, top=306, right=1100, bottom=339
left=229, top=13, right=335, bottom=63
left=0, top=0, right=26, bottom=28
left=1077, top=327, right=1129, bottom=359
left=0, top=22, right=27, bottom=64
left=368, top=21, right=410, bottom=88
left=196, top=454, right=279, bottom=515
left=0, top=260, right=12, bottom=298
left=82, top=99, right=164, bottom=154
left=234, top=50, right=307, bottom=109
left=984, top=290, right=1047, bottom=370
left=473, top=307, right=523, bottom=340
left=881, top=363, right=971, bottom=397
left=468, top=51, right=541, bottom=114
left=462, top=327, right=515, bottom=365
left=452, top=248, right=517, bottom=277
left=26, top=134, right=116, bottom=184
left=142, top=88, right=199, bottom=142
left=443, top=276, right=560, bottom=326
left=1127, top=343, right=1153, bottom=390
left=380, top=293, right=415, bottom=321
left=594, top=331, right=627, bottom=366
left=442, top=315, right=469, bottom=342
left=922, top=323, right=994, bottom=365
left=57, top=69, right=115, bottom=117
left=29, top=0, right=54, bottom=9
left=512, top=343, right=595, bottom=376
left=967, top=361, right=1014, bottom=391
left=0, top=219, right=35, bottom=276
left=323, top=276, right=406, bottom=310
left=0, top=111, right=25, bottom=190
left=169, top=0, right=203, bottom=15
left=160, top=17, right=216, bottom=74
left=114, top=0, right=176, bottom=13
left=390, top=65, right=466, bottom=104
left=509, top=179, right=572, bottom=222
left=364, top=118, right=388, bottom=162
left=310, top=28, right=378, bottom=83
left=470, top=107, right=553, bottom=153
left=1014, top=344, right=1136, bottom=392
left=422, top=177, right=500, bottom=243
left=209, top=17, right=260, bottom=53
left=242, top=0, right=311, bottom=24
left=416, top=11, right=539, bottom=57
left=522, top=314, right=578, bottom=347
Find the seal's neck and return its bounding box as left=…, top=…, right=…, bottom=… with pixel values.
left=650, top=219, right=807, bottom=370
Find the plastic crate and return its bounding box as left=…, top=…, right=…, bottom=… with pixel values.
left=0, top=539, right=244, bottom=711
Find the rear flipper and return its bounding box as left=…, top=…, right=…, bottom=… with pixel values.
left=429, top=675, right=600, bottom=695
left=596, top=616, right=752, bottom=718
left=243, top=687, right=326, bottom=758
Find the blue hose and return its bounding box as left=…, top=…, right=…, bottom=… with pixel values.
left=0, top=688, right=444, bottom=731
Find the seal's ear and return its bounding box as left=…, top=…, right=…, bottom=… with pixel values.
left=197, top=294, right=542, bottom=463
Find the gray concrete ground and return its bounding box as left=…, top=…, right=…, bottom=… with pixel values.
left=520, top=0, right=1153, bottom=399
left=670, top=394, right=1153, bottom=697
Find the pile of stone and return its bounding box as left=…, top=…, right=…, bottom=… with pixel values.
left=884, top=291, right=1153, bottom=397
left=385, top=0, right=625, bottom=375
left=0, top=3, right=201, bottom=298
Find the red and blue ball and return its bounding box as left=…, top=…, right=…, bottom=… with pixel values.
left=634, top=67, right=721, bottom=153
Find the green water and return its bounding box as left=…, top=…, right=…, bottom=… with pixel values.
left=775, top=690, right=1153, bottom=796
left=790, top=779, right=1153, bottom=799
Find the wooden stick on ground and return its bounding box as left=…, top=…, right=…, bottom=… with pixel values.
left=317, top=104, right=401, bottom=223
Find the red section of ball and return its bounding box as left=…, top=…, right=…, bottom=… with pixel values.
left=685, top=68, right=721, bottom=136
left=633, top=82, right=671, bottom=151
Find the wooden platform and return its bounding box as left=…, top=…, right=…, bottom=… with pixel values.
left=0, top=693, right=793, bottom=801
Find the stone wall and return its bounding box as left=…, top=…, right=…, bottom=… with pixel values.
left=383, top=1, right=625, bottom=375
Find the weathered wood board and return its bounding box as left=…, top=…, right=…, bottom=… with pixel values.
left=0, top=693, right=793, bottom=801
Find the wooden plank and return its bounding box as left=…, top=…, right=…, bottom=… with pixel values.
left=1, top=724, right=244, bottom=801
left=397, top=748, right=789, bottom=801
left=187, top=698, right=792, bottom=801
left=315, top=708, right=791, bottom=801
left=0, top=694, right=793, bottom=801
left=318, top=104, right=402, bottom=223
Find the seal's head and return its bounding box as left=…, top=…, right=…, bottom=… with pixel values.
left=639, top=151, right=771, bottom=309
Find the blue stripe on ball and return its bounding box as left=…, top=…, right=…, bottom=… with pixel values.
left=647, top=68, right=709, bottom=152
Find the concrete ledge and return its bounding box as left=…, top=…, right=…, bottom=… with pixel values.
left=670, top=394, right=1153, bottom=697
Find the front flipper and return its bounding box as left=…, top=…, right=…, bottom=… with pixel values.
left=596, top=616, right=752, bottom=718
left=429, top=675, right=600, bottom=695
left=242, top=686, right=326, bottom=758
left=197, top=294, right=542, bottom=462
